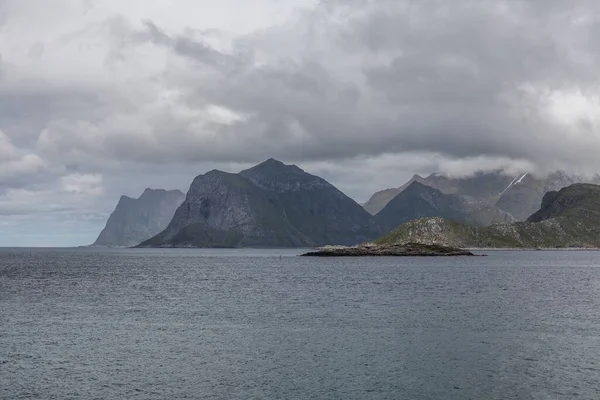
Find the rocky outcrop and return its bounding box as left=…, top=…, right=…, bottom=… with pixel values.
left=93, top=189, right=185, bottom=247
left=377, top=184, right=600, bottom=248
left=374, top=181, right=514, bottom=230
left=139, top=159, right=383, bottom=248
left=301, top=242, right=475, bottom=257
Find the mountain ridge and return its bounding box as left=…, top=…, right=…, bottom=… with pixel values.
left=375, top=181, right=514, bottom=230
left=376, top=183, right=600, bottom=248
left=363, top=170, right=600, bottom=222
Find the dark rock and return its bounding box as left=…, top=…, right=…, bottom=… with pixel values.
left=139, top=159, right=383, bottom=248
left=301, top=242, right=475, bottom=257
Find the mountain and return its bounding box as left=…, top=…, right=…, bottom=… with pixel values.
left=139, top=159, right=382, bottom=248
left=93, top=188, right=186, bottom=247
left=363, top=171, right=515, bottom=215
left=364, top=170, right=600, bottom=221
left=374, top=181, right=514, bottom=230
left=363, top=175, right=427, bottom=215
left=376, top=184, right=600, bottom=248
left=419, top=171, right=516, bottom=200
left=495, top=172, right=600, bottom=220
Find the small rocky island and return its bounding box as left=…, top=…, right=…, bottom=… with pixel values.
left=301, top=242, right=475, bottom=257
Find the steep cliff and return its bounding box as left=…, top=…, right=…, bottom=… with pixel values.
left=93, top=189, right=185, bottom=247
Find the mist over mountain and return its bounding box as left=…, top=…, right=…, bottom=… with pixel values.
left=375, top=181, right=514, bottom=230
left=364, top=170, right=600, bottom=222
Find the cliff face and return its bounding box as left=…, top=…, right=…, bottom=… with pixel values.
left=374, top=181, right=514, bottom=230
left=376, top=184, right=600, bottom=248
left=140, top=159, right=382, bottom=248
left=139, top=169, right=310, bottom=248
left=93, top=189, right=185, bottom=247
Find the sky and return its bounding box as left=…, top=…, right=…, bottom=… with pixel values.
left=1, top=0, right=600, bottom=246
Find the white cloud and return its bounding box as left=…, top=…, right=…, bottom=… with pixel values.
left=0, top=129, right=45, bottom=181
left=61, top=173, right=104, bottom=195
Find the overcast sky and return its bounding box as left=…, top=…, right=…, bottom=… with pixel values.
left=2, top=0, right=600, bottom=246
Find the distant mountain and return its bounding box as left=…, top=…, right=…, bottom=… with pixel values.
left=364, top=170, right=600, bottom=221
left=376, top=184, right=600, bottom=248
left=363, top=175, right=425, bottom=215
left=139, top=159, right=383, bottom=248
left=363, top=172, right=515, bottom=215
left=495, top=172, right=600, bottom=220
left=374, top=181, right=514, bottom=230
left=92, top=189, right=185, bottom=247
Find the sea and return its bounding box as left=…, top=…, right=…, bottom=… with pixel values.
left=1, top=248, right=599, bottom=399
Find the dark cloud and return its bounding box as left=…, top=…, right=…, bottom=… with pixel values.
left=9, top=1, right=600, bottom=170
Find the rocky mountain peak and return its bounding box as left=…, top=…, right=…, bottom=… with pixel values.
left=139, top=188, right=174, bottom=201
left=140, top=159, right=382, bottom=248
left=243, top=158, right=304, bottom=176
left=93, top=188, right=186, bottom=247
left=240, top=159, right=328, bottom=193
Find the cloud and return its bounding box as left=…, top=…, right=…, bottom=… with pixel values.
left=31, top=1, right=600, bottom=170
left=61, top=173, right=104, bottom=195
left=0, top=129, right=45, bottom=187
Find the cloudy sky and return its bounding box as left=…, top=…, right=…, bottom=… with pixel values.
left=1, top=0, right=600, bottom=246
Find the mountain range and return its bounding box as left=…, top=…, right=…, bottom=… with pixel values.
left=92, top=159, right=600, bottom=248
left=377, top=183, right=600, bottom=248
left=374, top=181, right=514, bottom=230
left=363, top=170, right=600, bottom=221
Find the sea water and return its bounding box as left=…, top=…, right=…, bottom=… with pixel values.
left=1, top=248, right=599, bottom=399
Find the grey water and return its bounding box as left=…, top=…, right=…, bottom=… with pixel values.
left=1, top=249, right=600, bottom=399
